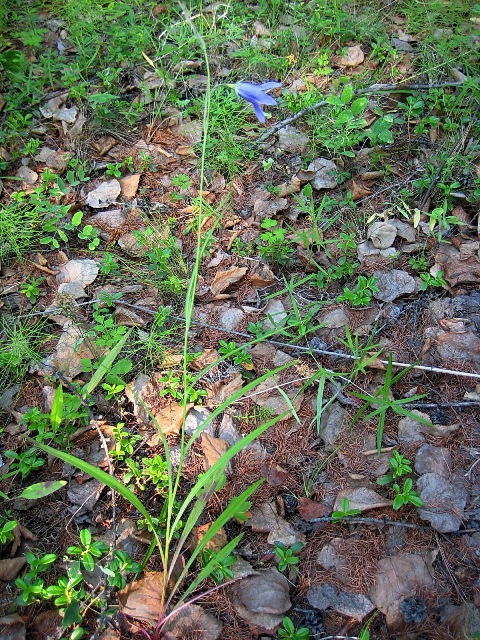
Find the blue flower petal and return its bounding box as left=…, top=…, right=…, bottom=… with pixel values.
left=235, top=81, right=281, bottom=122
left=253, top=102, right=266, bottom=123
left=257, top=81, right=282, bottom=91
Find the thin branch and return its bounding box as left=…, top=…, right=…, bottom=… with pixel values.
left=309, top=516, right=479, bottom=534
left=33, top=299, right=480, bottom=380
left=256, top=80, right=465, bottom=143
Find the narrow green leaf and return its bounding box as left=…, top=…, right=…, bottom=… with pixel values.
left=28, top=439, right=162, bottom=556
left=341, top=84, right=354, bottom=104
left=84, top=329, right=131, bottom=396
left=19, top=480, right=67, bottom=500
left=50, top=385, right=63, bottom=431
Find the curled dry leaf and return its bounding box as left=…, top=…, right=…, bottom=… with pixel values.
left=0, top=557, right=26, bottom=581
left=0, top=614, right=26, bottom=640
left=210, top=266, right=248, bottom=295
left=162, top=604, right=222, bottom=640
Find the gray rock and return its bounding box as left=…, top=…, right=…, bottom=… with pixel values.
left=277, top=125, right=310, bottom=154
left=263, top=299, right=287, bottom=330
left=319, top=401, right=346, bottom=451
left=231, top=568, right=291, bottom=632
left=56, top=259, right=99, bottom=288
left=0, top=385, right=20, bottom=410
left=307, top=583, right=374, bottom=621
left=218, top=305, right=245, bottom=331
left=88, top=208, right=126, bottom=229
left=357, top=240, right=397, bottom=262
left=373, top=269, right=416, bottom=302
left=308, top=158, right=338, bottom=189
left=367, top=221, right=397, bottom=249
left=184, top=406, right=215, bottom=437
left=417, top=473, right=467, bottom=532
left=397, top=411, right=432, bottom=443
left=253, top=197, right=288, bottom=222
left=124, top=374, right=153, bottom=426
left=16, top=165, right=38, bottom=184
left=86, top=180, right=121, bottom=209
left=390, top=219, right=416, bottom=243
left=34, top=146, right=71, bottom=172
left=57, top=281, right=88, bottom=299
left=414, top=444, right=452, bottom=478
left=391, top=38, right=414, bottom=52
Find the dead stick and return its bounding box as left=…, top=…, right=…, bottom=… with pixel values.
left=256, top=81, right=465, bottom=143
left=29, top=299, right=480, bottom=380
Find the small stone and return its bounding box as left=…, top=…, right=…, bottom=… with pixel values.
left=57, top=282, right=88, bottom=299
left=218, top=305, right=245, bottom=331
left=184, top=406, right=215, bottom=437
left=319, top=401, right=346, bottom=452
left=373, top=269, right=416, bottom=302
left=307, top=158, right=338, bottom=190
left=15, top=166, right=38, bottom=184
left=307, top=583, right=374, bottom=621
left=88, top=208, right=126, bottom=229
left=263, top=299, right=287, bottom=329
left=414, top=444, right=452, bottom=477
left=357, top=240, right=397, bottom=262
left=253, top=197, right=288, bottom=222
left=417, top=473, right=467, bottom=532
left=117, top=231, right=149, bottom=256
left=391, top=38, right=414, bottom=52
left=56, top=259, right=99, bottom=287
left=277, top=125, right=310, bottom=154
left=398, top=411, right=432, bottom=443
left=35, top=146, right=71, bottom=172
left=367, top=221, right=397, bottom=249
left=390, top=218, right=416, bottom=242
left=113, top=306, right=146, bottom=327
left=86, top=180, right=121, bottom=209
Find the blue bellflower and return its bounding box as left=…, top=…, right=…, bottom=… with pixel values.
left=235, top=81, right=282, bottom=123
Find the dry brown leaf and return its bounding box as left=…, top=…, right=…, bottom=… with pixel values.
left=118, top=571, right=165, bottom=622
left=162, top=604, right=222, bottom=640
left=11, top=523, right=36, bottom=557
left=189, top=523, right=228, bottom=553
left=0, top=557, right=26, bottom=581
left=188, top=348, right=220, bottom=372
left=175, top=145, right=196, bottom=156
left=262, top=460, right=289, bottom=487
left=247, top=501, right=305, bottom=546
left=148, top=401, right=193, bottom=441
left=434, top=242, right=480, bottom=286
left=201, top=433, right=229, bottom=470
left=351, top=179, right=372, bottom=200
left=210, top=266, right=248, bottom=295
left=119, top=174, right=140, bottom=199
left=334, top=487, right=392, bottom=512
left=297, top=497, right=331, bottom=520
left=208, top=372, right=244, bottom=404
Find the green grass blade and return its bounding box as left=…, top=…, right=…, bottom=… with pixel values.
left=29, top=439, right=163, bottom=557
left=83, top=329, right=131, bottom=396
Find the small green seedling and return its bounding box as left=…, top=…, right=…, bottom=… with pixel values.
left=66, top=529, right=109, bottom=572
left=274, top=541, right=304, bottom=572
left=200, top=548, right=236, bottom=584
left=218, top=339, right=253, bottom=367
left=20, top=276, right=45, bottom=303
left=277, top=615, right=310, bottom=640
left=377, top=450, right=413, bottom=486
left=392, top=478, right=423, bottom=510
left=331, top=498, right=361, bottom=521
